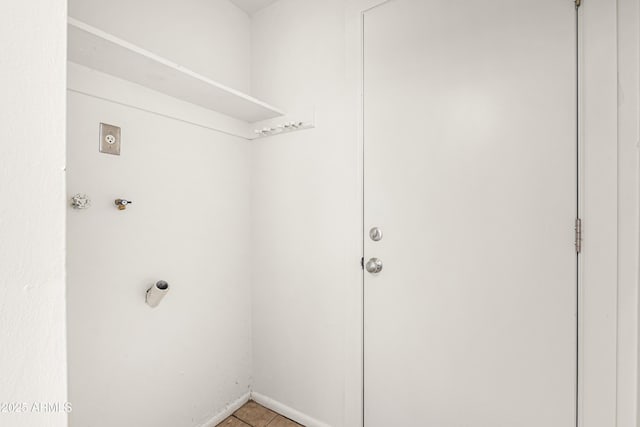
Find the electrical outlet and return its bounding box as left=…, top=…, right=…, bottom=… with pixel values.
left=99, top=123, right=121, bottom=155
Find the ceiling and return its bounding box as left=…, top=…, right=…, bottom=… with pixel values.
left=229, top=0, right=280, bottom=15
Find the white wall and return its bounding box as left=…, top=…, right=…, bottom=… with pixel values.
left=0, top=0, right=68, bottom=426
left=250, top=2, right=361, bottom=426
left=66, top=65, right=253, bottom=427
left=66, top=2, right=254, bottom=425
left=68, top=0, right=252, bottom=92
left=616, top=0, right=639, bottom=424
left=580, top=1, right=640, bottom=426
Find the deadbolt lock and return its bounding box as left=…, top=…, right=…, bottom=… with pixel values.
left=369, top=227, right=383, bottom=242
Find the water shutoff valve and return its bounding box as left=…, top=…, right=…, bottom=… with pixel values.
left=114, top=199, right=133, bottom=210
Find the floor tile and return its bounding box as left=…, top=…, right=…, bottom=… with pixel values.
left=267, top=415, right=304, bottom=427
left=234, top=401, right=278, bottom=427
left=216, top=416, right=251, bottom=427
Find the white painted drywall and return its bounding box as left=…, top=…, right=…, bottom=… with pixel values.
left=68, top=0, right=252, bottom=92
left=616, top=0, right=639, bottom=425
left=580, top=1, right=620, bottom=426
left=250, top=2, right=361, bottom=426
left=0, top=0, right=68, bottom=426
left=66, top=65, right=252, bottom=427
left=230, top=0, right=280, bottom=16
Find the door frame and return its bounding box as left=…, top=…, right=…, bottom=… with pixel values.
left=344, top=0, right=621, bottom=426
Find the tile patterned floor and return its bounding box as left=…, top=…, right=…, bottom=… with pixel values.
left=216, top=401, right=303, bottom=427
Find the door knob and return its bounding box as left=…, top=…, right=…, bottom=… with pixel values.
left=366, top=258, right=383, bottom=274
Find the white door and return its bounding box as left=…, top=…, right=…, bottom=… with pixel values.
left=363, top=1, right=577, bottom=426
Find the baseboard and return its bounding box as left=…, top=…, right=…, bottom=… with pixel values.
left=250, top=392, right=332, bottom=427
left=198, top=392, right=251, bottom=427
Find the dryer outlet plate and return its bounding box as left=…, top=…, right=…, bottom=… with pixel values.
left=99, top=123, right=121, bottom=155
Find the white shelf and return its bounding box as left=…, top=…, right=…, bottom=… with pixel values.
left=67, top=18, right=285, bottom=123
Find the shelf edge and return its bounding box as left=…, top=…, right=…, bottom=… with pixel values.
left=67, top=17, right=286, bottom=121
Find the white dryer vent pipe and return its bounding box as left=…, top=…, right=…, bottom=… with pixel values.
left=146, top=280, right=169, bottom=308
